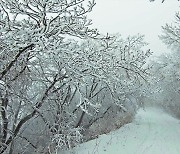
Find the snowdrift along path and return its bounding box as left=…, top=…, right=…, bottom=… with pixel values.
left=63, top=107, right=180, bottom=154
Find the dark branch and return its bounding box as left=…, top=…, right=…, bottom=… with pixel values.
left=0, top=44, right=34, bottom=80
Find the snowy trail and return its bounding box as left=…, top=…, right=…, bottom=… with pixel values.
left=62, top=107, right=180, bottom=154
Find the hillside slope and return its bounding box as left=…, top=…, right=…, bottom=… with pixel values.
left=61, top=107, right=180, bottom=154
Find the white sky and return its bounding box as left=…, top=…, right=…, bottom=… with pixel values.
left=88, top=0, right=180, bottom=56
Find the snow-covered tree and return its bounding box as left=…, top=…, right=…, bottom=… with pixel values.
left=0, top=0, right=152, bottom=153
left=147, top=10, right=180, bottom=117
left=160, top=9, right=180, bottom=111
left=0, top=0, right=98, bottom=153
left=148, top=52, right=180, bottom=117
left=160, top=12, right=180, bottom=51
left=72, top=34, right=152, bottom=139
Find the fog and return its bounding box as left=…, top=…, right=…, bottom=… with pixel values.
left=88, top=0, right=180, bottom=56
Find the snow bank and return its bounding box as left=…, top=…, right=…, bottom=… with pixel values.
left=60, top=107, right=180, bottom=154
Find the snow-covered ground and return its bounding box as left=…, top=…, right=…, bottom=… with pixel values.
left=61, top=107, right=180, bottom=154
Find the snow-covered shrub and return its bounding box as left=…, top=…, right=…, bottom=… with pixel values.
left=51, top=127, right=83, bottom=152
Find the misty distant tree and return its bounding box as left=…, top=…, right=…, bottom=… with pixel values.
left=147, top=8, right=180, bottom=117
